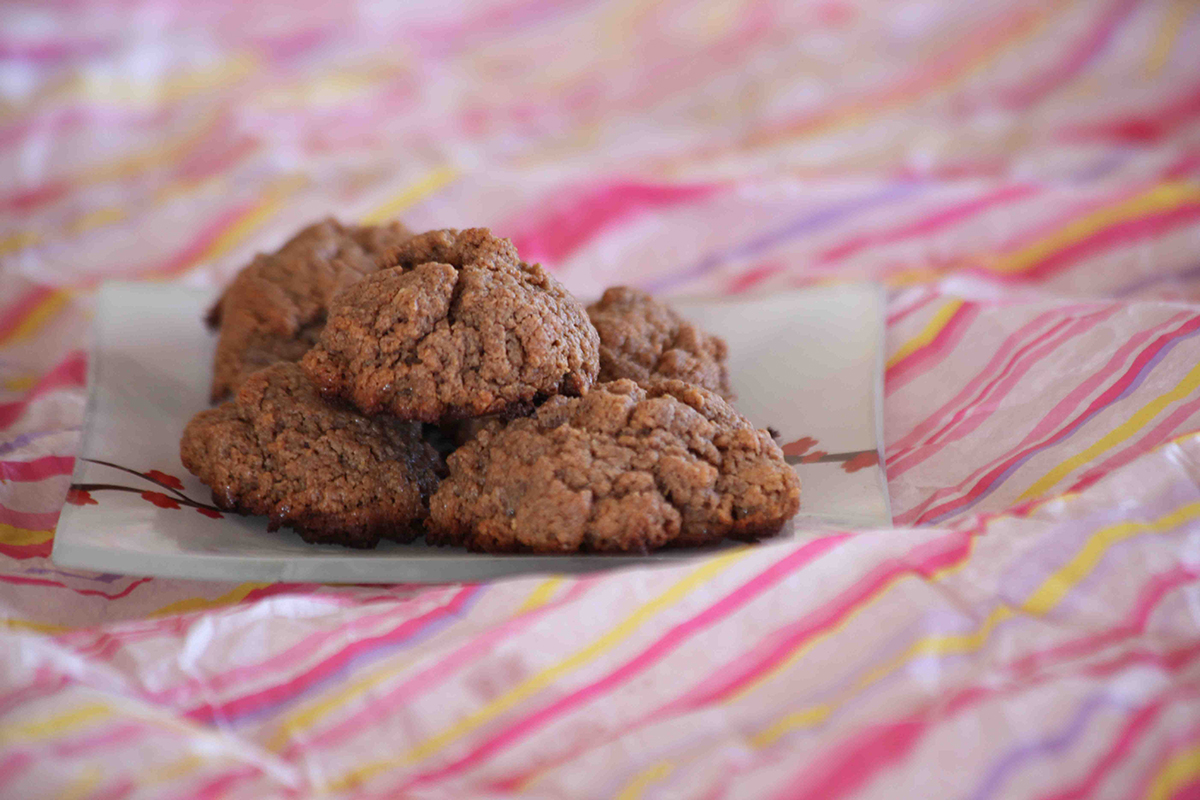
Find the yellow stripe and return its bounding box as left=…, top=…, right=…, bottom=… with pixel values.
left=2, top=375, right=38, bottom=392
left=751, top=500, right=1200, bottom=747
left=327, top=548, right=753, bottom=791
left=1146, top=742, right=1200, bottom=800
left=1024, top=500, right=1200, bottom=614
left=2, top=618, right=70, bottom=634
left=360, top=165, right=459, bottom=225
left=1144, top=0, right=1194, bottom=76
left=887, top=299, right=963, bottom=368
left=615, top=761, right=676, bottom=800
left=718, top=532, right=984, bottom=715
left=59, top=55, right=256, bottom=109
left=264, top=577, right=567, bottom=753
left=2, top=291, right=71, bottom=345
left=148, top=174, right=307, bottom=281
left=0, top=703, right=110, bottom=744
left=0, top=231, right=40, bottom=257
left=149, top=582, right=272, bottom=617
left=988, top=182, right=1200, bottom=276
left=57, top=767, right=101, bottom=800
left=1018, top=358, right=1200, bottom=501
left=68, top=205, right=127, bottom=235
left=0, top=524, right=54, bottom=546
left=516, top=577, right=566, bottom=614
left=137, top=754, right=204, bottom=787
left=78, top=109, right=223, bottom=188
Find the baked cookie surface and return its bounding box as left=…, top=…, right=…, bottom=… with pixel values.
left=181, top=363, right=443, bottom=548
left=428, top=379, right=799, bottom=553
left=207, top=217, right=411, bottom=402
left=587, top=286, right=733, bottom=399
left=301, top=228, right=599, bottom=423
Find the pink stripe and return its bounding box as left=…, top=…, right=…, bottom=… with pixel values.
left=888, top=306, right=1090, bottom=455
left=504, top=181, right=722, bottom=265
left=888, top=305, right=1120, bottom=477
left=0, top=36, right=108, bottom=62
left=0, top=287, right=57, bottom=340
left=774, top=718, right=931, bottom=800
left=993, top=202, right=1200, bottom=284
left=149, top=587, right=464, bottom=704
left=1130, top=724, right=1200, bottom=800
left=397, top=535, right=849, bottom=792
left=995, top=182, right=1151, bottom=254
left=907, top=311, right=1200, bottom=523
left=727, top=259, right=784, bottom=294
left=1003, top=0, right=1142, bottom=109
left=1168, top=776, right=1200, bottom=800
left=896, top=312, right=1196, bottom=524
left=50, top=723, right=143, bottom=758
left=655, top=531, right=973, bottom=712
left=886, top=290, right=938, bottom=326
left=187, top=767, right=260, bottom=800
left=1011, top=565, right=1199, bottom=678
left=0, top=351, right=87, bottom=430
left=184, top=585, right=481, bottom=723
left=61, top=585, right=358, bottom=661
left=888, top=307, right=1083, bottom=454
left=0, top=574, right=152, bottom=600
left=817, top=184, right=1039, bottom=265
left=137, top=203, right=257, bottom=279
left=775, top=645, right=1200, bottom=800
left=1063, top=82, right=1200, bottom=144
left=0, top=456, right=74, bottom=483
left=498, top=529, right=982, bottom=790
left=1066, top=395, right=1200, bottom=494
left=280, top=579, right=596, bottom=758
left=0, top=107, right=172, bottom=151
left=0, top=504, right=59, bottom=530
left=86, top=777, right=134, bottom=800
left=1038, top=692, right=1178, bottom=800
left=885, top=302, right=980, bottom=394
left=0, top=181, right=69, bottom=215
left=1166, top=150, right=1200, bottom=180
left=0, top=751, right=32, bottom=784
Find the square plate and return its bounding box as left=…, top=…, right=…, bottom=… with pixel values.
left=52, top=282, right=890, bottom=583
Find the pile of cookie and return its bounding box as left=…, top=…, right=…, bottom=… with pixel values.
left=181, top=219, right=800, bottom=554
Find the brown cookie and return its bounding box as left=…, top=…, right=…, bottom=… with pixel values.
left=180, top=363, right=443, bottom=548
left=301, top=228, right=600, bottom=423
left=587, top=286, right=734, bottom=400
left=207, top=217, right=411, bottom=402
left=428, top=379, right=800, bottom=553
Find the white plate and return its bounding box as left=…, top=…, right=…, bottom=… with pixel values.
left=52, top=282, right=890, bottom=583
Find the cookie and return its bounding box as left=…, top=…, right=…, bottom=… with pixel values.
left=180, top=363, right=443, bottom=548
left=301, top=228, right=600, bottom=423
left=207, top=217, right=411, bottom=402
left=428, top=379, right=800, bottom=553
left=587, top=286, right=734, bottom=399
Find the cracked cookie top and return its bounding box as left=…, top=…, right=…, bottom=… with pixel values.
left=427, top=378, right=800, bottom=553
left=180, top=362, right=444, bottom=548
left=300, top=228, right=600, bottom=423
left=207, top=217, right=412, bottom=402
left=587, top=286, right=733, bottom=399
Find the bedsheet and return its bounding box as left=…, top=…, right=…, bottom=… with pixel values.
left=2, top=0, right=1200, bottom=797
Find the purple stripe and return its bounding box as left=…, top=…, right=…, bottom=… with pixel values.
left=203, top=584, right=487, bottom=725
left=645, top=182, right=920, bottom=292
left=0, top=428, right=79, bottom=457
left=1070, top=149, right=1131, bottom=183
left=1114, top=261, right=1200, bottom=298
left=966, top=693, right=1114, bottom=800
left=924, top=321, right=1200, bottom=524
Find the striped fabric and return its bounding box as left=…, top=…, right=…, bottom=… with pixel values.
left=3, top=0, right=1200, bottom=796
